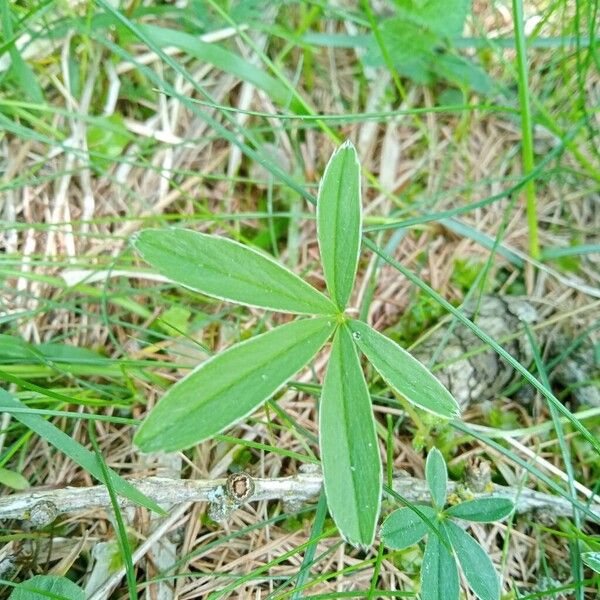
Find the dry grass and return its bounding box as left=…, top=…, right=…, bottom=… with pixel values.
left=1, top=0, right=599, bottom=598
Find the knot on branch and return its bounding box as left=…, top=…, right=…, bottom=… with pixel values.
left=209, top=472, right=255, bottom=522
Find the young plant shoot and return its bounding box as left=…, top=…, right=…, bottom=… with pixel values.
left=133, top=141, right=460, bottom=547
left=382, top=448, right=514, bottom=600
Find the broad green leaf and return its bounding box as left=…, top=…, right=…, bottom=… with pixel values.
left=445, top=520, right=500, bottom=600
left=319, top=325, right=381, bottom=547
left=0, top=467, right=29, bottom=490
left=9, top=575, right=84, bottom=600
left=446, top=498, right=513, bottom=522
left=317, top=141, right=362, bottom=310
left=135, top=317, right=336, bottom=452
left=381, top=505, right=437, bottom=549
left=582, top=551, right=600, bottom=573
left=134, top=228, right=336, bottom=315
left=421, top=530, right=459, bottom=600
left=425, top=448, right=447, bottom=508
left=348, top=320, right=460, bottom=418
left=0, top=389, right=164, bottom=515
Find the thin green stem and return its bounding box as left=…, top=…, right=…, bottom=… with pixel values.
left=512, top=0, right=540, bottom=259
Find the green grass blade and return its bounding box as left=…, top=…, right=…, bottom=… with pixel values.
left=289, top=492, right=329, bottom=600
left=139, top=24, right=304, bottom=113
left=348, top=319, right=460, bottom=419
left=89, top=423, right=138, bottom=600
left=362, top=237, right=600, bottom=456
left=317, top=141, right=362, bottom=310
left=0, top=2, right=44, bottom=103
left=525, top=325, right=584, bottom=599
left=134, top=228, right=336, bottom=315
left=512, top=0, right=539, bottom=259
left=0, top=389, right=164, bottom=515
left=319, top=325, right=382, bottom=547
left=135, top=317, right=336, bottom=452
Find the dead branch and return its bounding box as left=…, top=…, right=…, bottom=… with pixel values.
left=3, top=467, right=598, bottom=528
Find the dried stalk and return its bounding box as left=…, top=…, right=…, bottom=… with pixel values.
left=4, top=467, right=598, bottom=528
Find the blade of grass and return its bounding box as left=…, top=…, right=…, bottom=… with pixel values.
left=88, top=422, right=138, bottom=600
left=288, top=492, right=328, bottom=600
left=512, top=0, right=539, bottom=260
left=525, top=325, right=583, bottom=600
left=0, top=388, right=164, bottom=515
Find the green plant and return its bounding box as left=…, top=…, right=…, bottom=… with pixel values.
left=8, top=575, right=84, bottom=600
left=382, top=448, right=514, bottom=600
left=132, top=141, right=460, bottom=547
left=363, top=0, right=494, bottom=94
left=583, top=551, right=600, bottom=573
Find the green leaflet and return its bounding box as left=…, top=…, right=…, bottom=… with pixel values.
left=317, top=140, right=362, bottom=310
left=425, top=448, right=448, bottom=508
left=9, top=575, right=85, bottom=600
left=582, top=551, right=600, bottom=573
left=445, top=520, right=500, bottom=600
left=0, top=389, right=164, bottom=515
left=421, top=529, right=459, bottom=600
left=446, top=498, right=513, bottom=522
left=134, top=228, right=337, bottom=315
left=380, top=505, right=437, bottom=550
left=348, top=320, right=460, bottom=418
left=0, top=467, right=29, bottom=490
left=319, top=325, right=382, bottom=547
left=135, top=317, right=336, bottom=452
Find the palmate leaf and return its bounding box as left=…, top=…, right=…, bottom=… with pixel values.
left=446, top=497, right=513, bottom=522
left=445, top=520, right=500, bottom=600
left=317, top=140, right=362, bottom=310
left=425, top=447, right=448, bottom=508
left=134, top=228, right=337, bottom=315
left=348, top=319, right=460, bottom=418
left=135, top=317, right=336, bottom=452
left=319, top=325, right=382, bottom=547
left=421, top=529, right=459, bottom=600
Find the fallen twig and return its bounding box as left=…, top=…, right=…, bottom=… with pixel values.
left=4, top=467, right=599, bottom=527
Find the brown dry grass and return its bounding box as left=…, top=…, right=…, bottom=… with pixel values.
left=1, top=1, right=599, bottom=598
